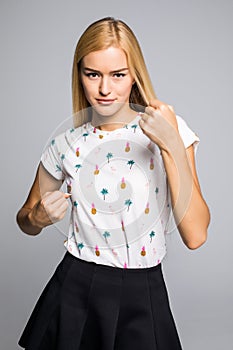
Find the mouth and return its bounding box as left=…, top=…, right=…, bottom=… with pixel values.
left=96, top=99, right=116, bottom=105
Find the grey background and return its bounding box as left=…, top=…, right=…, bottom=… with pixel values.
left=1, top=0, right=232, bottom=349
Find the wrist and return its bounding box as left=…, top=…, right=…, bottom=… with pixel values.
left=27, top=209, right=44, bottom=232
left=160, top=132, right=185, bottom=155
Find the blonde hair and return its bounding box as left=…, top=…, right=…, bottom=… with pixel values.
left=72, top=17, right=157, bottom=128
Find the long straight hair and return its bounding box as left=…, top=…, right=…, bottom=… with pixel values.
left=72, top=17, right=157, bottom=128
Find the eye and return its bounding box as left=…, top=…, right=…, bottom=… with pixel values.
left=85, top=72, right=99, bottom=79
left=113, top=73, right=126, bottom=78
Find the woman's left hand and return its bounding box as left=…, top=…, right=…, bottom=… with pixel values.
left=139, top=99, right=180, bottom=152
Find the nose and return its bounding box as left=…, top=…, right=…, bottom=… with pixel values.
left=99, top=76, right=111, bottom=96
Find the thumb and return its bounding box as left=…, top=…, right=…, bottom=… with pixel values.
left=64, top=192, right=72, bottom=199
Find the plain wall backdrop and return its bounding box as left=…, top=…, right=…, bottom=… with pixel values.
left=1, top=0, right=232, bottom=349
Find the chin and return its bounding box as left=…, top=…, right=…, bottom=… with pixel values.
left=92, top=104, right=124, bottom=118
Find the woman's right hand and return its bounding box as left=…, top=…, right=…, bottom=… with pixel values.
left=16, top=163, right=67, bottom=235
left=29, top=191, right=71, bottom=229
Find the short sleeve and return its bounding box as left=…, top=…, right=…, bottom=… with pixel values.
left=176, top=115, right=200, bottom=154
left=40, top=134, right=66, bottom=181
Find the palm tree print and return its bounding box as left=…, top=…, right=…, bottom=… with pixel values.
left=125, top=199, right=132, bottom=211
left=106, top=152, right=113, bottom=163
left=103, top=231, right=111, bottom=243
left=61, top=154, right=65, bottom=160
left=82, top=132, right=89, bottom=141
left=127, top=160, right=135, bottom=169
left=155, top=187, right=159, bottom=194
left=55, top=164, right=62, bottom=172
left=77, top=242, right=84, bottom=252
left=101, top=188, right=108, bottom=200
left=74, top=201, right=78, bottom=207
left=75, top=164, right=82, bottom=172
left=149, top=231, right=155, bottom=243
left=70, top=128, right=75, bottom=133
left=51, top=139, right=55, bottom=146
left=70, top=231, right=75, bottom=240
left=131, top=124, right=138, bottom=133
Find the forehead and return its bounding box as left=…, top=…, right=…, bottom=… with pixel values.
left=82, top=47, right=128, bottom=70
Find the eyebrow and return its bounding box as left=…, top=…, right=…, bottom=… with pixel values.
left=83, top=67, right=129, bottom=73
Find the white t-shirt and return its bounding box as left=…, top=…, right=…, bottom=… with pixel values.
left=40, top=113, right=200, bottom=268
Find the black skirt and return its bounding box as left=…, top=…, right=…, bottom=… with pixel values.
left=18, top=251, right=183, bottom=350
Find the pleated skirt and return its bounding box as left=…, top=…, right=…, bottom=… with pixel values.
left=18, top=251, right=183, bottom=350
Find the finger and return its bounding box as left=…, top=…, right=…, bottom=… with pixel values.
left=42, top=191, right=67, bottom=206
left=168, top=104, right=174, bottom=112
left=64, top=193, right=72, bottom=199
left=140, top=112, right=150, bottom=122
left=148, top=99, right=164, bottom=109
left=144, top=106, right=162, bottom=118
left=149, top=100, right=174, bottom=113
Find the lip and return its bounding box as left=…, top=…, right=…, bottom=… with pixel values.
left=96, top=99, right=116, bottom=105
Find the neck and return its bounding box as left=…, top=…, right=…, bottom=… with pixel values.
left=91, top=105, right=138, bottom=131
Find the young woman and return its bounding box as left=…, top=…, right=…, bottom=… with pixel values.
left=17, top=17, right=210, bottom=350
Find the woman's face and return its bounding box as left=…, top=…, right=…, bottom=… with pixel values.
left=80, top=46, right=135, bottom=117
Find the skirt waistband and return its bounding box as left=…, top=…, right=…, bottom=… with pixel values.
left=64, top=251, right=162, bottom=277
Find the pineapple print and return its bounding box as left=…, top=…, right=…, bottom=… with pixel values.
left=94, top=165, right=99, bottom=175
left=125, top=142, right=130, bottom=152
left=121, top=177, right=126, bottom=189
left=121, top=220, right=125, bottom=232
left=145, top=202, right=150, bottom=214
left=93, top=127, right=97, bottom=133
left=99, top=134, right=104, bottom=139
left=91, top=203, right=97, bottom=215
left=95, top=245, right=100, bottom=256
left=124, top=262, right=127, bottom=269
left=76, top=147, right=80, bottom=157
left=141, top=246, right=146, bottom=256
left=150, top=158, right=154, bottom=170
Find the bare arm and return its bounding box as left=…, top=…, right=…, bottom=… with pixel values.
left=139, top=99, right=211, bottom=249
left=16, top=162, right=69, bottom=236
left=161, top=139, right=210, bottom=249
